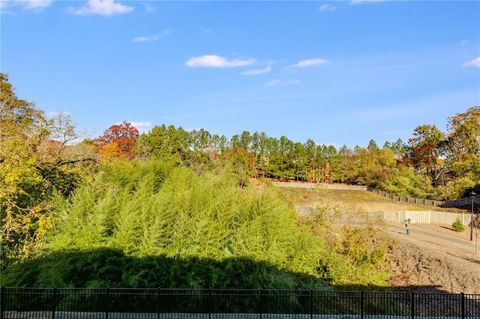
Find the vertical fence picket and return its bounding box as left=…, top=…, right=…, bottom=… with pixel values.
left=156, top=287, right=160, bottom=319
left=310, top=289, right=313, bottom=319
left=360, top=291, right=364, bottom=319
left=208, top=288, right=212, bottom=319
left=410, top=292, right=415, bottom=319
left=0, top=287, right=4, bottom=319
left=461, top=293, right=465, bottom=319
left=105, top=288, right=110, bottom=319
left=258, top=288, right=262, bottom=319
left=52, top=287, right=57, bottom=319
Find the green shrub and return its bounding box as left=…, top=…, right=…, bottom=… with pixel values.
left=2, top=159, right=390, bottom=289
left=380, top=165, right=433, bottom=198
left=4, top=160, right=329, bottom=288
left=452, top=218, right=465, bottom=232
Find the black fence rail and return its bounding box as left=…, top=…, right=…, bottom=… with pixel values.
left=367, top=188, right=445, bottom=207
left=1, top=287, right=479, bottom=318
left=367, top=187, right=480, bottom=210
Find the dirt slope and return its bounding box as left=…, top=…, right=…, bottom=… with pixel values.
left=387, top=228, right=480, bottom=294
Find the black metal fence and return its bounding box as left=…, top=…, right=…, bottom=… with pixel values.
left=1, top=287, right=479, bottom=318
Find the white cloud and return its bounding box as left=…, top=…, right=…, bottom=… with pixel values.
left=464, top=57, right=480, bottom=68
left=115, top=121, right=152, bottom=133
left=133, top=29, right=172, bottom=43
left=1, top=0, right=52, bottom=11
left=291, top=58, right=328, bottom=68
left=130, top=121, right=152, bottom=128
left=241, top=66, right=272, bottom=76
left=351, top=0, right=386, bottom=4
left=186, top=55, right=256, bottom=68
left=318, top=4, right=336, bottom=12
left=0, top=0, right=8, bottom=10
left=131, top=121, right=152, bottom=133
left=23, top=0, right=52, bottom=9
left=266, top=79, right=301, bottom=87
left=69, top=0, right=133, bottom=16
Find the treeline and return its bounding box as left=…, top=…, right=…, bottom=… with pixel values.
left=91, top=110, right=479, bottom=201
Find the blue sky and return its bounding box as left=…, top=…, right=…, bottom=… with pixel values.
left=1, top=0, right=479, bottom=147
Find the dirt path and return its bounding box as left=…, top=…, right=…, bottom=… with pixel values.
left=386, top=224, right=480, bottom=265
left=385, top=224, right=480, bottom=294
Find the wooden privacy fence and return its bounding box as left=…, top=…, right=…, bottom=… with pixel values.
left=368, top=210, right=472, bottom=225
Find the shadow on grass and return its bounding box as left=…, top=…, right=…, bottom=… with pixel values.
left=1, top=248, right=479, bottom=316
left=0, top=248, right=328, bottom=289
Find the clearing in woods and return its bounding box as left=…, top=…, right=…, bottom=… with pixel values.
left=273, top=183, right=480, bottom=294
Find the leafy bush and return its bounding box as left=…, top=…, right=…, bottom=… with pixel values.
left=2, top=159, right=390, bottom=289
left=380, top=165, right=433, bottom=198
left=3, top=160, right=330, bottom=288
left=452, top=218, right=465, bottom=232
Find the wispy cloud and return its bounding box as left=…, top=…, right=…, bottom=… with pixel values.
left=130, top=121, right=152, bottom=133
left=0, top=0, right=9, bottom=12
left=291, top=58, right=328, bottom=68
left=464, top=57, right=480, bottom=68
left=351, top=89, right=478, bottom=122
left=351, top=0, right=387, bottom=4
left=1, top=0, right=52, bottom=11
left=144, top=2, right=155, bottom=13
left=186, top=55, right=256, bottom=68
left=115, top=121, right=152, bottom=133
left=133, top=29, right=172, bottom=43
left=318, top=4, right=336, bottom=12
left=69, top=0, right=133, bottom=16
left=47, top=111, right=71, bottom=118
left=266, top=79, right=301, bottom=87
left=23, top=0, right=53, bottom=9
left=241, top=66, right=272, bottom=76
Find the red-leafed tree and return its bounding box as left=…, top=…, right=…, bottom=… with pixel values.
left=95, top=121, right=139, bottom=159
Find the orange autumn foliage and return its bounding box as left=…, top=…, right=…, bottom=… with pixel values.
left=94, top=121, right=139, bottom=160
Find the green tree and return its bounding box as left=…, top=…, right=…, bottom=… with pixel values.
left=407, top=125, right=445, bottom=183
left=0, top=74, right=95, bottom=267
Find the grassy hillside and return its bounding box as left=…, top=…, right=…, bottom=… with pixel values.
left=274, top=185, right=462, bottom=214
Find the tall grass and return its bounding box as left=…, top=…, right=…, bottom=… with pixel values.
left=2, top=160, right=389, bottom=288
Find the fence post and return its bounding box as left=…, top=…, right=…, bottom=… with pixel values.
left=258, top=288, right=262, bottom=319
left=156, top=287, right=160, bottom=319
left=105, top=287, right=110, bottom=319
left=51, top=287, right=57, bottom=319
left=0, top=286, right=4, bottom=319
left=208, top=288, right=212, bottom=319
left=310, top=289, right=313, bottom=319
left=461, top=293, right=465, bottom=319
left=360, top=291, right=364, bottom=319
left=410, top=292, right=415, bottom=319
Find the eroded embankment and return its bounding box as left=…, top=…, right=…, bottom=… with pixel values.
left=387, top=237, right=480, bottom=294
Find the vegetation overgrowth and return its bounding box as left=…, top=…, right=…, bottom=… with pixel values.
left=2, top=160, right=390, bottom=288
left=0, top=73, right=477, bottom=288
